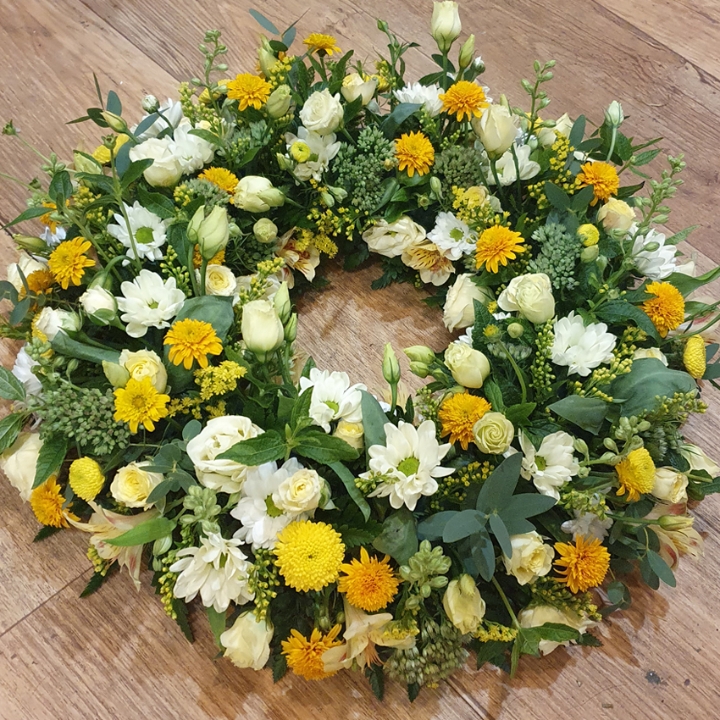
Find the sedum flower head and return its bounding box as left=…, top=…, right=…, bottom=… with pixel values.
left=554, top=535, right=610, bottom=593
left=68, top=457, right=105, bottom=501
left=616, top=447, right=656, bottom=501
left=338, top=547, right=400, bottom=612
left=439, top=392, right=491, bottom=450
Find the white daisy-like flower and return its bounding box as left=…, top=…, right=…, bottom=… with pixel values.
left=107, top=201, right=168, bottom=263
left=116, top=269, right=185, bottom=338
left=427, top=212, right=477, bottom=261
left=12, top=345, right=42, bottom=396
left=231, top=459, right=302, bottom=550
left=285, top=126, right=342, bottom=181
left=551, top=312, right=616, bottom=377
left=172, top=119, right=215, bottom=174
left=520, top=431, right=579, bottom=499
left=561, top=510, right=613, bottom=541
left=40, top=225, right=66, bottom=248
left=490, top=144, right=540, bottom=185
left=135, top=98, right=184, bottom=139
left=170, top=532, right=255, bottom=613
left=630, top=224, right=677, bottom=280
left=299, top=368, right=367, bottom=433
left=365, top=420, right=453, bottom=510
left=393, top=83, right=443, bottom=117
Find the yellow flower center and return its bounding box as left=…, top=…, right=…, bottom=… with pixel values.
left=577, top=161, right=619, bottom=204
left=198, top=167, right=239, bottom=194
left=113, top=376, right=170, bottom=434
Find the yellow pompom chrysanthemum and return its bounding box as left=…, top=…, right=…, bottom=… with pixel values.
left=616, top=447, right=656, bottom=502
left=475, top=225, right=526, bottom=273
left=578, top=161, right=619, bottom=204
left=226, top=73, right=272, bottom=111
left=439, top=81, right=489, bottom=122
left=554, top=535, right=610, bottom=594
left=338, top=547, right=400, bottom=612
left=48, top=237, right=95, bottom=290
left=113, top=377, right=170, bottom=434
left=395, top=131, right=435, bottom=177
left=68, top=457, right=105, bottom=501
left=163, top=319, right=223, bottom=370
left=641, top=281, right=685, bottom=338
left=683, top=335, right=706, bottom=379
left=30, top=476, right=70, bottom=527
left=439, top=392, right=492, bottom=450
left=281, top=625, right=343, bottom=680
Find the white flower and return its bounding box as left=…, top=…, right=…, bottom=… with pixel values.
left=365, top=420, right=453, bottom=510
left=502, top=531, right=554, bottom=585
left=551, top=311, right=616, bottom=377
left=444, top=342, right=491, bottom=388
left=597, top=199, right=635, bottom=232
left=285, top=126, right=341, bottom=181
left=119, top=349, right=167, bottom=392
left=427, top=212, right=477, bottom=261
left=442, top=574, right=486, bottom=634
left=341, top=73, right=377, bottom=106
left=518, top=605, right=597, bottom=655
left=79, top=286, right=117, bottom=322
left=110, top=462, right=164, bottom=508
left=443, top=274, right=493, bottom=332
left=7, top=252, right=48, bottom=291
left=221, top=612, right=273, bottom=670
left=40, top=225, right=66, bottom=248
left=171, top=119, right=214, bottom=173
left=497, top=272, right=555, bottom=324
left=679, top=443, right=720, bottom=477
left=12, top=346, right=42, bottom=395
left=107, top=202, right=168, bottom=263
left=170, top=533, right=254, bottom=613
left=561, top=510, right=613, bottom=541
left=299, top=89, right=344, bottom=136
left=299, top=368, right=367, bottom=433
left=233, top=176, right=285, bottom=213
left=34, top=307, right=81, bottom=341
left=274, top=467, right=326, bottom=515
left=633, top=347, right=668, bottom=366
left=116, top=270, right=185, bottom=338
left=653, top=467, right=689, bottom=504
left=135, top=98, right=184, bottom=139
left=196, top=264, right=237, bottom=297
left=362, top=216, right=426, bottom=258
left=241, top=299, right=284, bottom=354
left=231, top=459, right=302, bottom=549
left=393, top=83, right=443, bottom=117
left=489, top=144, right=540, bottom=185
left=186, top=415, right=265, bottom=494
left=0, top=432, right=43, bottom=500
left=631, top=225, right=677, bottom=280
left=472, top=103, right=517, bottom=156
left=520, top=431, right=579, bottom=500
left=128, top=137, right=182, bottom=187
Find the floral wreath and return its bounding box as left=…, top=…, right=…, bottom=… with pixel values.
left=1, top=2, right=718, bottom=702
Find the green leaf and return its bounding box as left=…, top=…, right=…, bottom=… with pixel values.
left=106, top=90, right=122, bottom=115
left=207, top=606, right=227, bottom=650
left=290, top=387, right=313, bottom=429
left=407, top=682, right=420, bottom=703
left=443, top=509, right=486, bottom=543
left=120, top=158, right=153, bottom=187
left=596, top=299, right=660, bottom=342
left=175, top=295, right=235, bottom=340
left=33, top=435, right=68, bottom=489
left=469, top=529, right=495, bottom=581
left=0, top=413, right=24, bottom=453
left=104, top=516, right=176, bottom=547
left=182, top=420, right=203, bottom=442
left=328, top=462, right=371, bottom=521
left=476, top=453, right=523, bottom=513
left=475, top=639, right=510, bottom=669
left=606, top=579, right=632, bottom=610
left=136, top=185, right=176, bottom=219
left=9, top=297, right=31, bottom=326
left=372, top=508, right=418, bottom=564
left=51, top=334, right=120, bottom=365
left=503, top=493, right=556, bottom=519
left=33, top=525, right=61, bottom=542
left=80, top=568, right=116, bottom=598
left=417, top=511, right=458, bottom=541
left=544, top=182, right=572, bottom=210
left=488, top=513, right=512, bottom=558
left=188, top=128, right=223, bottom=147
left=568, top=115, right=586, bottom=148
left=647, top=550, right=676, bottom=587
left=482, top=380, right=505, bottom=411
left=365, top=664, right=384, bottom=701
left=0, top=366, right=26, bottom=401
left=570, top=184, right=595, bottom=212
left=4, top=206, right=50, bottom=228
left=272, top=653, right=287, bottom=682
left=548, top=395, right=608, bottom=434
left=665, top=266, right=720, bottom=297
left=294, top=430, right=360, bottom=464
left=536, top=622, right=581, bottom=643
left=381, top=102, right=422, bottom=138
left=48, top=170, right=73, bottom=208
left=249, top=8, right=280, bottom=34
left=503, top=402, right=536, bottom=427
left=217, top=430, right=286, bottom=466
left=360, top=390, right=389, bottom=452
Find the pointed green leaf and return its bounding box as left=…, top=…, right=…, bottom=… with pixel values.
left=417, top=511, right=458, bottom=541
left=0, top=413, right=24, bottom=453
left=647, top=550, right=676, bottom=587
left=548, top=395, right=608, bottom=434
left=33, top=435, right=68, bottom=488
left=294, top=430, right=360, bottom=464
left=328, top=462, right=371, bottom=521
left=0, top=367, right=26, bottom=401
left=360, top=390, right=389, bottom=451
left=372, top=508, right=418, bottom=564
left=488, top=513, right=512, bottom=559
left=207, top=606, right=227, bottom=650
left=217, top=430, right=286, bottom=466
left=443, top=509, right=486, bottom=543
left=476, top=453, right=523, bottom=513
left=104, top=516, right=176, bottom=546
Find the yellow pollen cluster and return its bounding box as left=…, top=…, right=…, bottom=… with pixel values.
left=194, top=360, right=247, bottom=400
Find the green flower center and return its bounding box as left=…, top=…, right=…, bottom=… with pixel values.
left=135, top=226, right=155, bottom=244
left=324, top=400, right=340, bottom=413
left=265, top=495, right=284, bottom=518
left=398, top=456, right=420, bottom=477
left=536, top=455, right=547, bottom=471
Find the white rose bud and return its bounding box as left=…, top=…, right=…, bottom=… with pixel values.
left=431, top=1, right=461, bottom=52
left=188, top=205, right=230, bottom=260
left=498, top=273, right=555, bottom=324
left=34, top=307, right=81, bottom=341
left=234, top=176, right=285, bottom=213
left=341, top=73, right=377, bottom=106
left=443, top=274, right=493, bottom=332
left=362, top=216, right=426, bottom=258
left=273, top=468, right=325, bottom=515
left=253, top=218, right=278, bottom=244
left=473, top=412, right=514, bottom=455
left=444, top=342, right=491, bottom=388
left=597, top=198, right=635, bottom=232
left=0, top=432, right=43, bottom=501
left=299, top=89, right=344, bottom=136
left=101, top=111, right=129, bottom=134
left=652, top=467, right=689, bottom=504
left=221, top=612, right=273, bottom=670
left=199, top=264, right=238, bottom=297
left=129, top=137, right=182, bottom=187
left=333, top=420, right=364, bottom=450
left=472, top=104, right=517, bottom=158
left=110, top=462, right=164, bottom=508
left=503, top=531, right=554, bottom=585
left=442, top=574, right=486, bottom=634
left=80, top=286, right=117, bottom=325
left=382, top=343, right=401, bottom=385
left=604, top=100, right=624, bottom=127
left=119, top=349, right=168, bottom=392
left=266, top=84, right=293, bottom=118
left=241, top=299, right=284, bottom=355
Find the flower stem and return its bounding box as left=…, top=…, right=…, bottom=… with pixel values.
left=497, top=340, right=527, bottom=404
left=491, top=576, right=519, bottom=628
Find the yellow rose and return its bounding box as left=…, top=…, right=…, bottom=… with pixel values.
left=472, top=104, right=517, bottom=157
left=502, top=531, right=554, bottom=585
left=119, top=349, right=168, bottom=392
left=442, top=574, right=486, bottom=634
left=497, top=272, right=555, bottom=324
left=333, top=420, right=365, bottom=450
left=444, top=342, right=490, bottom=389
left=597, top=198, right=635, bottom=232
left=473, top=412, right=514, bottom=454
left=199, top=264, right=238, bottom=297
left=110, top=462, right=164, bottom=508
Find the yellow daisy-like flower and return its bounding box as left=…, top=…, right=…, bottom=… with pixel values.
left=198, top=167, right=239, bottom=194
left=226, top=73, right=272, bottom=111
left=303, top=33, right=341, bottom=56
left=113, top=376, right=170, bottom=434
left=577, top=161, right=619, bottom=204
left=282, top=625, right=343, bottom=680
left=475, top=225, right=526, bottom=273
left=68, top=457, right=105, bottom=502
left=22, top=269, right=55, bottom=297
left=683, top=335, right=706, bottom=379
left=439, top=81, right=489, bottom=122
left=40, top=201, right=58, bottom=232
left=395, top=131, right=435, bottom=177
left=438, top=392, right=492, bottom=450
left=554, top=535, right=610, bottom=594
left=616, top=447, right=656, bottom=502
left=48, top=238, right=95, bottom=290
left=642, top=281, right=685, bottom=338
left=30, top=476, right=70, bottom=528
left=274, top=520, right=345, bottom=592
left=338, top=547, right=400, bottom=612
left=163, top=319, right=223, bottom=370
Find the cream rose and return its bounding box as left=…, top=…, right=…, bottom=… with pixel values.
left=680, top=443, right=720, bottom=477
left=0, top=432, right=43, bottom=501
left=186, top=415, right=265, bottom=493
left=473, top=412, right=514, bottom=455
left=498, top=273, right=555, bottom=324
left=341, top=73, right=377, bottom=106
left=333, top=420, right=365, bottom=450
left=632, top=347, right=668, bottom=366
left=299, top=89, right=344, bottom=136
left=233, top=176, right=285, bottom=213
left=110, top=462, right=164, bottom=508
left=362, top=217, right=426, bottom=258
left=597, top=198, right=636, bottom=232
left=652, top=467, right=689, bottom=504
left=119, top=349, right=168, bottom=392
left=128, top=137, right=182, bottom=187
left=221, top=612, right=273, bottom=670
left=197, top=264, right=237, bottom=297
left=34, top=307, right=81, bottom=341
left=503, top=531, right=554, bottom=585
left=7, top=252, right=48, bottom=291
left=241, top=299, right=284, bottom=355
left=273, top=468, right=324, bottom=515
left=444, top=342, right=491, bottom=389
left=518, top=605, right=596, bottom=655
left=80, top=286, right=117, bottom=324
left=472, top=104, right=517, bottom=157
left=442, top=574, right=486, bottom=634
left=554, top=113, right=573, bottom=137
left=443, top=274, right=493, bottom=332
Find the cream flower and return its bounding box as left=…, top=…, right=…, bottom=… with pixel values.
left=633, top=347, right=668, bottom=366
left=333, top=420, right=365, bottom=450
left=597, top=198, right=635, bottom=232
left=285, top=126, right=341, bottom=181
left=647, top=508, right=704, bottom=570
left=110, top=462, right=164, bottom=508
left=116, top=270, right=185, bottom=338
left=679, top=443, right=720, bottom=477
left=472, top=103, right=517, bottom=157
left=561, top=510, right=613, bottom=541
left=299, top=89, right=344, bottom=136
left=128, top=137, right=182, bottom=187
left=135, top=98, right=184, bottom=139
left=503, top=531, right=554, bottom=585
left=551, top=312, right=616, bottom=377
left=233, top=176, right=285, bottom=213
left=393, top=83, right=444, bottom=117
left=341, top=73, right=377, bottom=106
left=34, top=307, right=81, bottom=341
left=443, top=274, right=493, bottom=332
left=365, top=420, right=453, bottom=510
left=196, top=264, right=238, bottom=297
left=631, top=225, right=677, bottom=280
left=652, top=467, right=689, bottom=504
left=171, top=532, right=254, bottom=612
left=7, top=252, right=48, bottom=291
left=401, top=241, right=455, bottom=286
left=520, top=431, right=579, bottom=500
left=0, top=432, right=43, bottom=500
left=274, top=467, right=327, bottom=515
left=221, top=612, right=273, bottom=670
left=276, top=231, right=321, bottom=284
left=497, top=272, right=555, bottom=324
left=443, top=574, right=486, bottom=634
left=444, top=342, right=491, bottom=388
left=490, top=144, right=540, bottom=185
left=363, top=216, right=426, bottom=258
left=299, top=368, right=367, bottom=433
left=473, top=412, right=514, bottom=454
left=118, top=349, right=167, bottom=392
left=427, top=212, right=477, bottom=261
left=12, top=346, right=42, bottom=396
left=518, top=605, right=597, bottom=655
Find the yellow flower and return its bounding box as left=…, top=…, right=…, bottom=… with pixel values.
left=163, top=319, right=223, bottom=370
left=22, top=269, right=55, bottom=297
left=226, top=73, right=272, bottom=111
left=30, top=476, right=71, bottom=527
left=192, top=246, right=225, bottom=269
left=338, top=547, right=400, bottom=612
left=439, top=392, right=492, bottom=450
left=194, top=360, right=247, bottom=400
left=395, top=131, right=435, bottom=177
left=616, top=447, right=656, bottom=501
left=281, top=625, right=343, bottom=680
left=475, top=225, right=526, bottom=273
left=577, top=224, right=600, bottom=247
left=439, top=81, right=489, bottom=122
left=642, top=281, right=685, bottom=338
left=577, top=161, right=619, bottom=204
left=274, top=520, right=345, bottom=592
left=198, top=167, right=240, bottom=194
left=68, top=457, right=105, bottom=501
left=554, top=535, right=610, bottom=593
left=40, top=202, right=58, bottom=232
left=113, top=377, right=170, bottom=434
left=401, top=242, right=454, bottom=285
left=92, top=134, right=130, bottom=164
left=48, top=238, right=95, bottom=290
left=683, top=335, right=706, bottom=379
left=303, top=33, right=341, bottom=56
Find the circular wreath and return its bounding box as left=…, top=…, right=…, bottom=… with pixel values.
left=1, top=3, right=717, bottom=701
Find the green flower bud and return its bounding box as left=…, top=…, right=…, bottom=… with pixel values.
left=458, top=33, right=475, bottom=70
left=188, top=205, right=230, bottom=260
left=100, top=111, right=129, bottom=134
left=580, top=244, right=600, bottom=263
left=102, top=361, right=130, bottom=388
left=13, top=234, right=48, bottom=254
left=273, top=281, right=292, bottom=324
left=507, top=322, right=524, bottom=339
left=382, top=343, right=401, bottom=385
left=604, top=100, right=624, bottom=127
left=266, top=85, right=293, bottom=119
left=409, top=361, right=429, bottom=378
left=404, top=345, right=435, bottom=364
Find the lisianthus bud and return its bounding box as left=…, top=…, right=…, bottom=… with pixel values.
left=241, top=299, right=284, bottom=355
left=604, top=100, right=624, bottom=127
left=597, top=198, right=635, bottom=232
left=273, top=281, right=291, bottom=324
left=101, top=111, right=129, bottom=134
left=142, top=94, right=159, bottom=113
left=266, top=85, right=293, bottom=119
left=507, top=322, right=524, bottom=339
left=276, top=152, right=294, bottom=171
left=188, top=206, right=230, bottom=260
left=404, top=345, right=436, bottom=365
left=409, top=361, right=429, bottom=378
left=382, top=343, right=401, bottom=385
left=253, top=218, right=278, bottom=244
left=458, top=34, right=475, bottom=70
left=472, top=103, right=517, bottom=158
left=657, top=514, right=694, bottom=531
left=284, top=313, right=298, bottom=342
left=430, top=176, right=443, bottom=199
left=13, top=234, right=48, bottom=254
left=442, top=574, right=486, bottom=634
left=102, top=360, right=130, bottom=388
left=431, top=1, right=462, bottom=52
left=234, top=176, right=285, bottom=213
left=258, top=36, right=277, bottom=77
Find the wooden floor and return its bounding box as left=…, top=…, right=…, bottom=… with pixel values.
left=1, top=0, right=719, bottom=718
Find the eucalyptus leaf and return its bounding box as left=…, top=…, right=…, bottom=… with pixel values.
left=360, top=390, right=389, bottom=453
left=443, top=509, right=486, bottom=543
left=476, top=453, right=523, bottom=513
left=647, top=550, right=676, bottom=587
left=104, top=517, right=176, bottom=547
left=488, top=513, right=513, bottom=559
left=207, top=606, right=227, bottom=650
left=372, top=508, right=418, bottom=564
left=417, top=511, right=458, bottom=541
